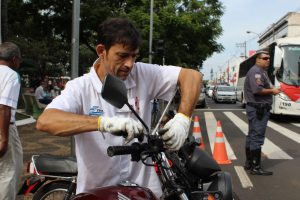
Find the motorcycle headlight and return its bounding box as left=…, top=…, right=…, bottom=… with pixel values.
left=278, top=92, right=291, bottom=101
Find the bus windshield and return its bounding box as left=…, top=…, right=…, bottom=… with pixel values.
left=277, top=45, right=300, bottom=86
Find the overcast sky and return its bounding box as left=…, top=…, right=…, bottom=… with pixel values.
left=201, top=0, right=300, bottom=80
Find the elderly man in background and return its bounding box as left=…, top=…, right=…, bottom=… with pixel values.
left=0, top=42, right=23, bottom=200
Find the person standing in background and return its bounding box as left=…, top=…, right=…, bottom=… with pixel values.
left=0, top=42, right=23, bottom=200
left=244, top=50, right=281, bottom=176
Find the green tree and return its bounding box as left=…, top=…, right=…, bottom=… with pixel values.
left=4, top=0, right=224, bottom=82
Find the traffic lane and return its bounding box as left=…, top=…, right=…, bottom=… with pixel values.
left=219, top=111, right=300, bottom=200
left=194, top=100, right=300, bottom=200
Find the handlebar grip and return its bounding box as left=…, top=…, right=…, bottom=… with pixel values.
left=111, top=131, right=144, bottom=142
left=107, top=143, right=140, bottom=157
left=111, top=131, right=128, bottom=137
left=158, top=129, right=168, bottom=135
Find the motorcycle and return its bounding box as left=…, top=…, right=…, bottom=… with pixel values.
left=19, top=73, right=233, bottom=200
left=72, top=74, right=233, bottom=200
left=18, top=154, right=77, bottom=200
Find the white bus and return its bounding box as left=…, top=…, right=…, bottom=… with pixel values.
left=236, top=37, right=300, bottom=116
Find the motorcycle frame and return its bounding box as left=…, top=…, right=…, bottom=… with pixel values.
left=19, top=155, right=77, bottom=197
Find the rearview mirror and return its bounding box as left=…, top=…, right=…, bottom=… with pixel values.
left=101, top=74, right=128, bottom=109
left=101, top=73, right=149, bottom=133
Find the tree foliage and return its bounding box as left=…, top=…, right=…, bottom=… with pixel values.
left=2, top=0, right=224, bottom=80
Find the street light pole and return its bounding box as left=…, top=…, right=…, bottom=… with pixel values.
left=149, top=0, right=154, bottom=63
left=236, top=42, right=247, bottom=59
left=71, top=0, right=80, bottom=156
left=71, top=0, right=80, bottom=79
left=0, top=0, right=2, bottom=44
left=246, top=30, right=260, bottom=37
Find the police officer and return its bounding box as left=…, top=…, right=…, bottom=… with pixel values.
left=0, top=42, right=23, bottom=199
left=244, top=50, right=281, bottom=176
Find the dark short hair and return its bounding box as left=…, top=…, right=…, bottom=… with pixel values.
left=97, top=18, right=141, bottom=51
left=0, top=42, right=21, bottom=61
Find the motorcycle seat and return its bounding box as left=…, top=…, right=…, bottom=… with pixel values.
left=33, top=154, right=78, bottom=176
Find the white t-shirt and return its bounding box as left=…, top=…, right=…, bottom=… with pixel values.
left=47, top=61, right=181, bottom=197
left=0, top=65, right=21, bottom=123
left=35, top=85, right=46, bottom=100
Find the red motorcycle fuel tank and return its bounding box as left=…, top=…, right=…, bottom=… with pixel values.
left=71, top=185, right=158, bottom=200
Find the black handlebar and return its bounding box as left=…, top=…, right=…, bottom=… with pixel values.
left=107, top=136, right=165, bottom=162
left=107, top=143, right=141, bottom=157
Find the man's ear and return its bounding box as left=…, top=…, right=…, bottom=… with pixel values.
left=96, top=44, right=105, bottom=58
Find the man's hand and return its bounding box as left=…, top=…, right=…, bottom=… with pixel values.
left=99, top=117, right=143, bottom=144
left=272, top=88, right=281, bottom=95
left=161, top=113, right=191, bottom=151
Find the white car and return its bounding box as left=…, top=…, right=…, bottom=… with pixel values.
left=213, top=85, right=236, bottom=103
left=207, top=86, right=215, bottom=98
left=196, top=88, right=206, bottom=108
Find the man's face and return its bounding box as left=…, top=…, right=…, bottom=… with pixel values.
left=256, top=53, right=270, bottom=69
left=100, top=43, right=139, bottom=80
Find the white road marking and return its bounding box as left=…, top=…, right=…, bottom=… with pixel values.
left=291, top=123, right=300, bottom=128
left=268, top=121, right=300, bottom=144
left=234, top=166, right=253, bottom=188
left=241, top=112, right=300, bottom=144
left=225, top=112, right=292, bottom=159
left=204, top=112, right=237, bottom=160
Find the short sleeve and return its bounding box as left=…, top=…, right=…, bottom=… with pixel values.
left=0, top=74, right=20, bottom=109
left=248, top=71, right=264, bottom=94
left=134, top=63, right=181, bottom=101
left=46, top=80, right=81, bottom=114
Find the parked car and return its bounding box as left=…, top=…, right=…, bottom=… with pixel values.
left=196, top=88, right=206, bottom=108
left=213, top=85, right=236, bottom=103
left=207, top=86, right=215, bottom=98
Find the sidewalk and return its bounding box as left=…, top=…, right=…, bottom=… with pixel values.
left=17, top=121, right=71, bottom=199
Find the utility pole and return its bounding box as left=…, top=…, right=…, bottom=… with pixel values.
left=71, top=0, right=80, bottom=156
left=149, top=0, right=154, bottom=63
left=71, top=0, right=80, bottom=79
left=236, top=41, right=247, bottom=59
left=0, top=0, right=2, bottom=43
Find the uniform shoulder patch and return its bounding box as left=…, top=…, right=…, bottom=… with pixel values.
left=255, top=73, right=262, bottom=85
left=255, top=74, right=261, bottom=79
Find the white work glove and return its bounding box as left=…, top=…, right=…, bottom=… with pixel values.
left=161, top=113, right=191, bottom=151
left=99, top=117, right=144, bottom=144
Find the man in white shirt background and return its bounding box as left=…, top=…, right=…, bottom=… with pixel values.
left=35, top=81, right=52, bottom=105
left=0, top=42, right=23, bottom=200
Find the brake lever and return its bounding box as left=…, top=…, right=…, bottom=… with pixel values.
left=158, top=129, right=168, bottom=136
left=112, top=131, right=144, bottom=142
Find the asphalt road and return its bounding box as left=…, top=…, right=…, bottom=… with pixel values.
left=195, top=97, right=300, bottom=200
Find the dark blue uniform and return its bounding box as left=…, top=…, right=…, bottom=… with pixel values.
left=244, top=65, right=272, bottom=150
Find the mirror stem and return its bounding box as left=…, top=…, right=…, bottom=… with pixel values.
left=125, top=102, right=149, bottom=133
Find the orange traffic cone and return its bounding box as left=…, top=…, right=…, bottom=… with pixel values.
left=213, top=120, right=231, bottom=164
left=193, top=116, right=205, bottom=150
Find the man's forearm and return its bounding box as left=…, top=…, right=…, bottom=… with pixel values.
left=257, top=88, right=279, bottom=95
left=177, top=69, right=202, bottom=117
left=36, top=109, right=98, bottom=137
left=0, top=105, right=11, bottom=157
